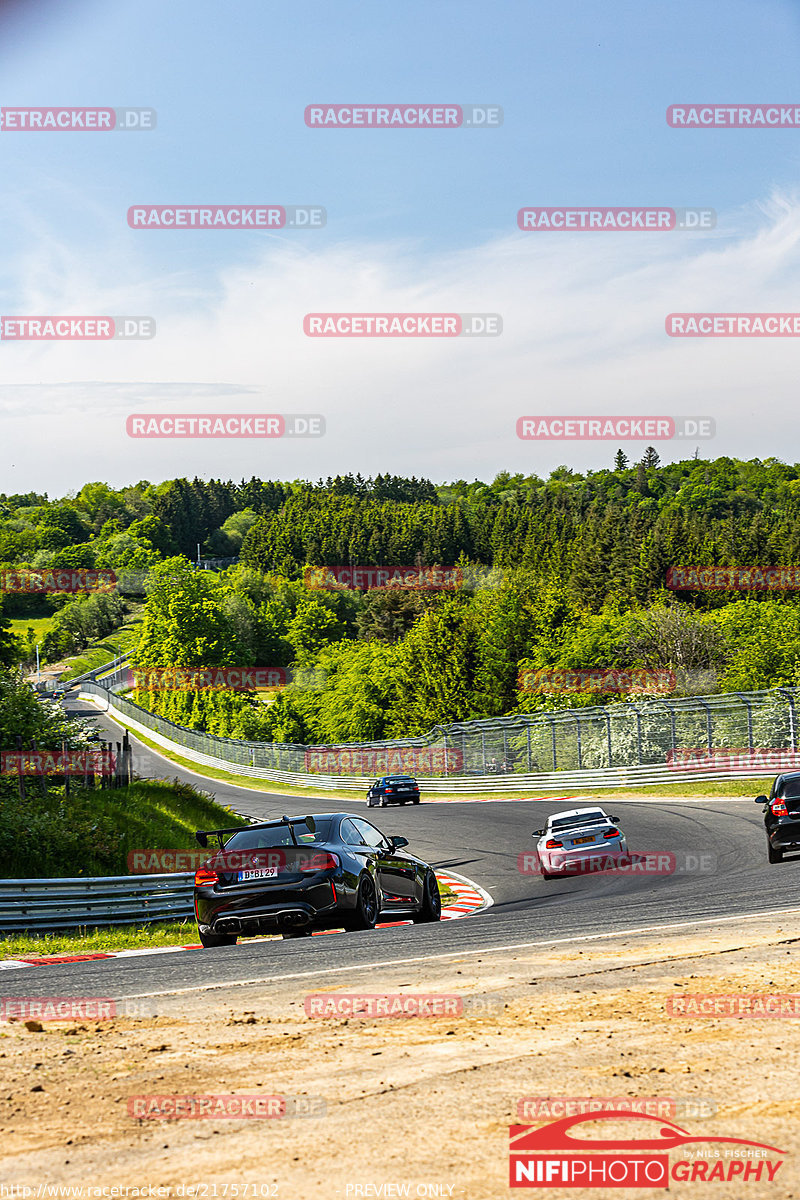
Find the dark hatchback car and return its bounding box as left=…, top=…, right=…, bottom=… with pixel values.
left=367, top=775, right=420, bottom=806
left=193, top=812, right=440, bottom=947
left=756, top=772, right=800, bottom=862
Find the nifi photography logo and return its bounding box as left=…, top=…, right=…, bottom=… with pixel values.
left=508, top=1111, right=786, bottom=1188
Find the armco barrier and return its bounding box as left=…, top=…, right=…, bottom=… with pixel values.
left=80, top=684, right=787, bottom=792
left=0, top=874, right=193, bottom=933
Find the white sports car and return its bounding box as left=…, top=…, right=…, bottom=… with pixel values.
left=532, top=806, right=628, bottom=879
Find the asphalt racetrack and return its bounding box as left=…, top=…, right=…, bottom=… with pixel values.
left=6, top=691, right=796, bottom=1004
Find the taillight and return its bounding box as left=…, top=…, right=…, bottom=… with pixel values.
left=771, top=799, right=789, bottom=817
left=195, top=867, right=219, bottom=886
left=545, top=839, right=563, bottom=849
left=603, top=828, right=620, bottom=839
left=300, top=852, right=339, bottom=872
left=385, top=788, right=394, bottom=794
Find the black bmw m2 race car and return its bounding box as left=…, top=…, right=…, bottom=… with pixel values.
left=193, top=812, right=441, bottom=946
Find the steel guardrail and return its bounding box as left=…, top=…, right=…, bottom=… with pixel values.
left=0, top=873, right=193, bottom=933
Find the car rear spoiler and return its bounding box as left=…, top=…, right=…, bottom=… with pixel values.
left=195, top=814, right=317, bottom=848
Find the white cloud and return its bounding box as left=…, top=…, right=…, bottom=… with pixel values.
left=2, top=194, right=799, bottom=491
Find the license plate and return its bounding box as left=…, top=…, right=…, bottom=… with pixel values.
left=237, top=867, right=278, bottom=881
left=573, top=836, right=595, bottom=845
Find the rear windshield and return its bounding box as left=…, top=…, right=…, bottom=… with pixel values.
left=778, top=780, right=800, bottom=800
left=386, top=776, right=416, bottom=784
left=550, top=811, right=607, bottom=831
left=223, top=818, right=334, bottom=849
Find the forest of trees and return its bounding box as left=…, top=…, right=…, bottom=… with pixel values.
left=5, top=456, right=800, bottom=742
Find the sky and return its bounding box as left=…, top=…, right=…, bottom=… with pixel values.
left=2, top=0, right=800, bottom=494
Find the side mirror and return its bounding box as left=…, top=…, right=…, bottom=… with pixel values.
left=304, top=815, right=316, bottom=833
left=389, top=836, right=409, bottom=851
left=532, top=829, right=544, bottom=837
left=610, top=815, right=621, bottom=823
left=195, top=830, right=208, bottom=847
left=755, top=796, right=768, bottom=805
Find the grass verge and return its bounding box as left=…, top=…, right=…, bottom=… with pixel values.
left=8, top=615, right=54, bottom=645
left=0, top=919, right=198, bottom=958
left=0, top=778, right=248, bottom=878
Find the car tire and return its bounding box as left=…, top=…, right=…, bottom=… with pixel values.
left=768, top=840, right=784, bottom=863
left=345, top=873, right=379, bottom=931
left=198, top=929, right=238, bottom=948
left=380, top=795, right=388, bottom=806
left=412, top=870, right=442, bottom=923
left=412, top=798, right=420, bottom=805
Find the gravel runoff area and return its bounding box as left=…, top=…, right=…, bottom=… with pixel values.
left=1, top=912, right=799, bottom=1198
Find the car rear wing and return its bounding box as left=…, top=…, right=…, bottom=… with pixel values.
left=195, top=814, right=317, bottom=848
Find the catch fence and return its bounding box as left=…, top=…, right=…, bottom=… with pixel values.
left=81, top=677, right=800, bottom=781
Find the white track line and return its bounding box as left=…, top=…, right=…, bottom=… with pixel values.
left=114, top=904, right=800, bottom=1001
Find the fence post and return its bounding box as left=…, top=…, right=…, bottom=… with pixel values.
left=123, top=732, right=132, bottom=784
left=31, top=739, right=47, bottom=798
left=733, top=694, right=754, bottom=750
left=698, top=699, right=713, bottom=751
left=62, top=739, right=72, bottom=796
left=548, top=716, right=557, bottom=771
left=15, top=734, right=25, bottom=802
left=778, top=689, right=797, bottom=750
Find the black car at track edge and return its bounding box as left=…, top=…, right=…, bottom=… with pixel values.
left=193, top=812, right=440, bottom=946
left=756, top=771, right=800, bottom=862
